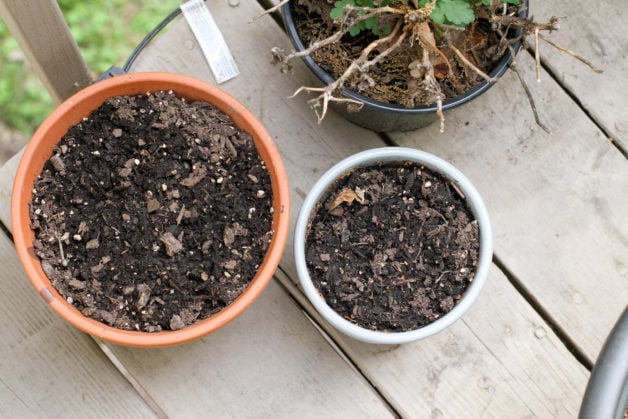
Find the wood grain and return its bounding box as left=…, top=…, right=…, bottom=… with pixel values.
left=528, top=1, right=628, bottom=152
left=108, top=279, right=394, bottom=418
left=276, top=266, right=589, bottom=418
left=0, top=148, right=21, bottom=230
left=0, top=230, right=158, bottom=417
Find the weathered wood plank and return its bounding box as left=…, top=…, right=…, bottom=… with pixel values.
left=0, top=148, right=22, bottom=230
left=530, top=1, right=628, bottom=152
left=0, top=230, right=158, bottom=417
left=0, top=0, right=92, bottom=103
left=389, top=51, right=628, bottom=363
left=108, top=279, right=394, bottom=418
left=276, top=266, right=590, bottom=418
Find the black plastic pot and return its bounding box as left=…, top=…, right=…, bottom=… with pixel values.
left=281, top=1, right=528, bottom=132
left=579, top=307, right=628, bottom=419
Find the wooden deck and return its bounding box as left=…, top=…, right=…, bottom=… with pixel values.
left=0, top=1, right=626, bottom=417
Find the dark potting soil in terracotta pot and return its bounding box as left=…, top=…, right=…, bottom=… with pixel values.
left=29, top=91, right=274, bottom=332
left=305, top=162, right=480, bottom=332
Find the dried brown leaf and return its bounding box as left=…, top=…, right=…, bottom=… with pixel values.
left=329, top=187, right=365, bottom=211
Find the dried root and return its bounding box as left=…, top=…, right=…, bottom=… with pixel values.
left=267, top=1, right=602, bottom=131
left=287, top=19, right=408, bottom=123
left=249, top=0, right=291, bottom=23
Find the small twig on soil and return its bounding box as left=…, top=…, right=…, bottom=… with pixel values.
left=56, top=233, right=68, bottom=267
left=176, top=204, right=186, bottom=225
left=449, top=181, right=466, bottom=200
left=249, top=0, right=290, bottom=23
left=435, top=271, right=451, bottom=284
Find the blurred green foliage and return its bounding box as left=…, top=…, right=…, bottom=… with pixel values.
left=0, top=0, right=180, bottom=136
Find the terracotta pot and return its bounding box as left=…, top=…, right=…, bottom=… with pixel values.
left=282, top=1, right=528, bottom=132
left=12, top=72, right=290, bottom=347
left=294, top=147, right=492, bottom=344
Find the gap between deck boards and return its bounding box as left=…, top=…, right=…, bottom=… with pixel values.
left=492, top=255, right=594, bottom=371
left=274, top=267, right=402, bottom=419
left=523, top=46, right=628, bottom=159
left=275, top=255, right=594, bottom=409
left=93, top=338, right=169, bottom=419
left=0, top=221, right=12, bottom=243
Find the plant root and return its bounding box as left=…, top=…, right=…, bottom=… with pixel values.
left=271, top=5, right=406, bottom=73
left=537, top=33, right=604, bottom=74
left=449, top=45, right=497, bottom=84
left=288, top=19, right=408, bottom=123
left=249, top=0, right=291, bottom=23
left=270, top=1, right=603, bottom=132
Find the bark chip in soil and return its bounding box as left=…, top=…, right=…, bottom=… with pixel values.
left=30, top=90, right=274, bottom=332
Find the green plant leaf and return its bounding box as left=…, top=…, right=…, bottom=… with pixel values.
left=433, top=0, right=475, bottom=26
left=331, top=0, right=354, bottom=19
left=430, top=6, right=446, bottom=24
left=349, top=25, right=362, bottom=36
left=330, top=0, right=402, bottom=36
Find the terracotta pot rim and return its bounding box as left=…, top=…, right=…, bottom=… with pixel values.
left=294, top=147, right=492, bottom=344
left=12, top=72, right=290, bottom=347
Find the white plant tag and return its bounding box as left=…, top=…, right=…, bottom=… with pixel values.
left=181, top=0, right=240, bottom=83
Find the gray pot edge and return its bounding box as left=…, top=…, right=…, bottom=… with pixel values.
left=579, top=306, right=628, bottom=419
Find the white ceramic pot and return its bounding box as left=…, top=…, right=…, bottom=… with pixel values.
left=294, top=147, right=492, bottom=344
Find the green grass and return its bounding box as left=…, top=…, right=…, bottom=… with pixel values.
left=0, top=0, right=180, bottom=136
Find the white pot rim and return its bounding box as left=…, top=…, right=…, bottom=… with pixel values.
left=294, top=147, right=493, bottom=344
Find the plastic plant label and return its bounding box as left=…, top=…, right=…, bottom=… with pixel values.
left=181, top=0, right=240, bottom=84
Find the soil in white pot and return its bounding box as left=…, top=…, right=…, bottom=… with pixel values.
left=306, top=162, right=479, bottom=332
left=30, top=91, right=274, bottom=332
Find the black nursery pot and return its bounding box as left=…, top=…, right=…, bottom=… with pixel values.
left=281, top=1, right=529, bottom=132
left=579, top=307, right=628, bottom=419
